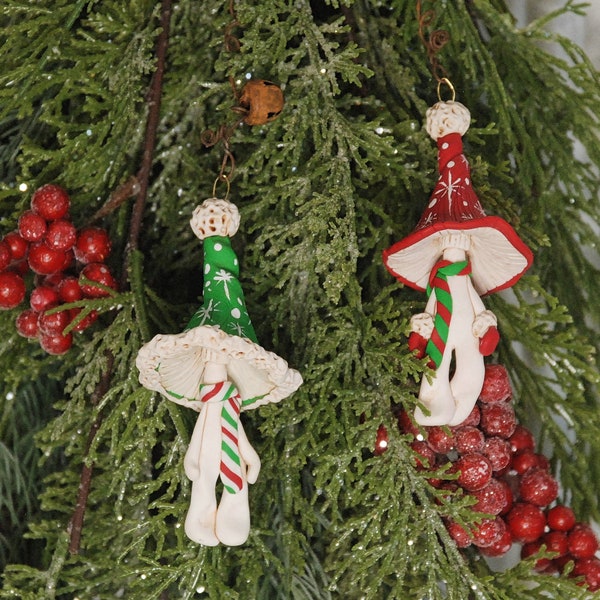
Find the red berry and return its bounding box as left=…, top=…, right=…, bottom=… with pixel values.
left=28, top=242, right=68, bottom=275
left=519, top=468, right=558, bottom=507
left=507, top=502, right=546, bottom=543
left=453, top=453, right=493, bottom=492
left=410, top=440, right=435, bottom=469
left=18, top=210, right=47, bottom=242
left=38, top=309, right=71, bottom=336
left=0, top=271, right=26, bottom=309
left=568, top=524, right=599, bottom=559
left=426, top=426, right=455, bottom=454
left=454, top=426, right=484, bottom=455
left=397, top=408, right=420, bottom=438
left=543, top=530, right=569, bottom=558
left=471, top=478, right=510, bottom=515
left=0, top=241, right=12, bottom=271
left=479, top=364, right=512, bottom=403
left=45, top=219, right=77, bottom=251
left=480, top=526, right=512, bottom=557
left=509, top=424, right=535, bottom=454
left=571, top=557, right=600, bottom=591
left=498, top=478, right=514, bottom=516
left=511, top=450, right=549, bottom=475
left=69, top=308, right=98, bottom=332
left=74, top=227, right=111, bottom=264
left=482, top=437, right=512, bottom=472
left=40, top=272, right=64, bottom=288
left=79, top=263, right=117, bottom=297
left=472, top=516, right=507, bottom=548
left=451, top=404, right=481, bottom=428
left=39, top=331, right=73, bottom=355
left=57, top=277, right=83, bottom=303
left=4, top=231, right=29, bottom=261
left=480, top=402, right=517, bottom=439
left=374, top=424, right=389, bottom=455
left=15, top=309, right=40, bottom=338
left=521, top=540, right=554, bottom=572
left=446, top=520, right=472, bottom=548
left=31, top=184, right=70, bottom=220
left=546, top=505, right=576, bottom=532
left=30, top=285, right=59, bottom=312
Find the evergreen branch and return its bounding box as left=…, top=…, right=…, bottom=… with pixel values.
left=66, top=0, right=173, bottom=555
left=126, top=0, right=172, bottom=258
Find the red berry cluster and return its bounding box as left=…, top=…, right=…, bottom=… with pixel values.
left=379, top=364, right=600, bottom=591
left=0, top=184, right=117, bottom=355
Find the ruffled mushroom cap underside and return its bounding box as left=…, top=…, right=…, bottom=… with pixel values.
left=136, top=325, right=302, bottom=411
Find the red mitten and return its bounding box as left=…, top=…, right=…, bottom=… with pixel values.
left=479, top=326, right=500, bottom=356
left=408, top=331, right=428, bottom=359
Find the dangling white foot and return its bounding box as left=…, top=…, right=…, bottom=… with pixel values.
left=215, top=485, right=251, bottom=546
left=184, top=480, right=219, bottom=546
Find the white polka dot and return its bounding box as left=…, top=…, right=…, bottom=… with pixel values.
left=465, top=178, right=470, bottom=185
left=231, top=308, right=241, bottom=319
left=447, top=160, right=455, bottom=168
left=214, top=243, right=222, bottom=251
left=233, top=258, right=238, bottom=266
left=204, top=264, right=210, bottom=274
left=428, top=199, right=437, bottom=208
left=442, top=142, right=449, bottom=149
left=237, top=297, right=243, bottom=305
left=205, top=281, right=210, bottom=287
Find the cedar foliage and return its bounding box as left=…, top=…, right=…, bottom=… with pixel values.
left=1, top=0, right=600, bottom=598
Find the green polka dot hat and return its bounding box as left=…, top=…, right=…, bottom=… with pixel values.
left=135, top=198, right=302, bottom=411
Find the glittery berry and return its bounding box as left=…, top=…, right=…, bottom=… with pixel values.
left=446, top=520, right=472, bottom=548
left=39, top=331, right=73, bottom=355
left=543, top=530, right=569, bottom=558
left=546, top=505, right=576, bottom=532
left=411, top=440, right=435, bottom=469
left=472, top=516, right=507, bottom=548
left=30, top=285, right=59, bottom=312
left=38, top=309, right=71, bottom=336
left=511, top=450, right=549, bottom=475
left=397, top=408, right=420, bottom=438
left=479, top=364, right=512, bottom=403
left=454, top=426, right=485, bottom=455
left=4, top=231, right=29, bottom=261
left=44, top=219, right=77, bottom=251
left=426, top=426, right=455, bottom=454
left=480, top=402, right=517, bottom=439
left=471, top=478, right=509, bottom=515
left=480, top=527, right=513, bottom=557
left=519, top=468, right=558, bottom=507
left=79, top=263, right=117, bottom=297
left=28, top=242, right=68, bottom=275
left=571, top=557, right=600, bottom=591
left=374, top=424, right=389, bottom=455
left=451, top=404, right=481, bottom=428
left=568, top=524, right=599, bottom=559
left=15, top=309, right=40, bottom=338
left=509, top=424, right=536, bottom=454
left=18, top=210, right=47, bottom=242
left=69, top=308, right=98, bottom=332
left=482, top=437, right=512, bottom=472
left=0, top=241, right=12, bottom=271
left=31, top=184, right=70, bottom=221
left=0, top=271, right=26, bottom=309
left=453, top=453, right=493, bottom=492
left=74, top=226, right=111, bottom=264
left=57, top=277, right=83, bottom=303
left=506, top=502, right=546, bottom=544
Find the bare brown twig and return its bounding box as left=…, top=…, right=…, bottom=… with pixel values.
left=68, top=0, right=173, bottom=555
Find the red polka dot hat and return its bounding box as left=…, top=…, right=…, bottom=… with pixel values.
left=383, top=102, right=533, bottom=296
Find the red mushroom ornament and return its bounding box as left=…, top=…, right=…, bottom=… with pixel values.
left=383, top=101, right=532, bottom=426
